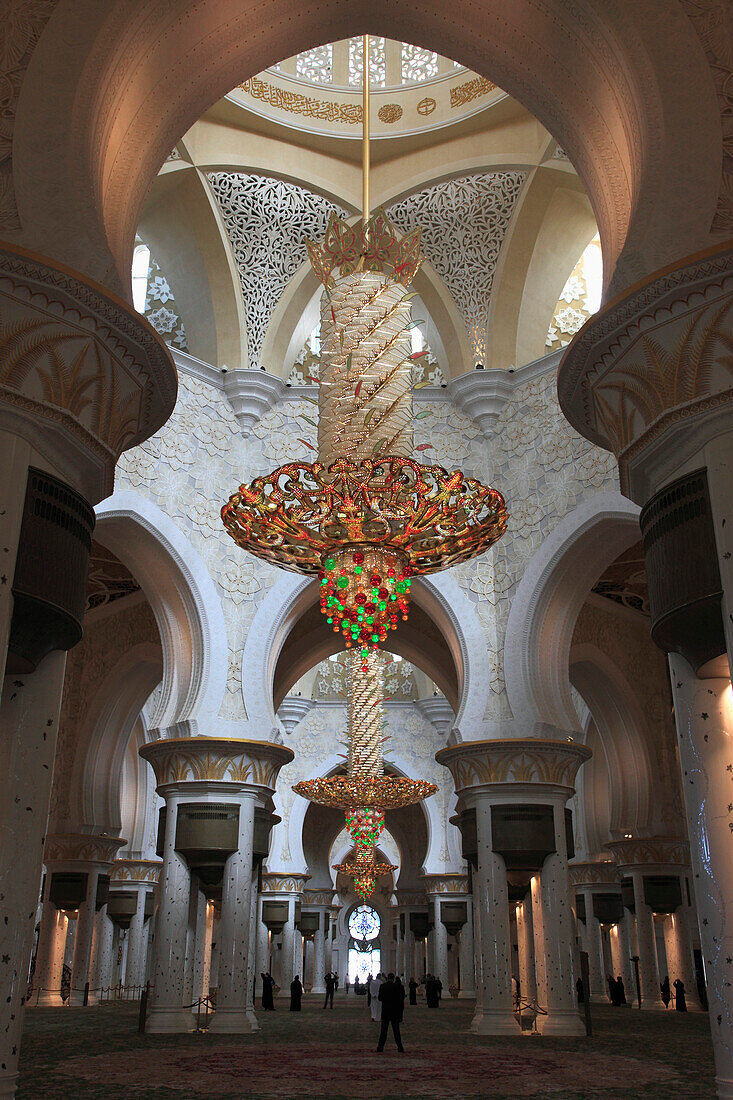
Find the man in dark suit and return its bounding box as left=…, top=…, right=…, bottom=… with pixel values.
left=324, top=972, right=336, bottom=1009
left=376, top=972, right=405, bottom=1052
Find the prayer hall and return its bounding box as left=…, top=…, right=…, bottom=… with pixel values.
left=1, top=3, right=732, bottom=1098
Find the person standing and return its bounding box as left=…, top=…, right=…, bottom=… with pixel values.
left=674, top=979, right=687, bottom=1012
left=425, top=974, right=438, bottom=1008
left=616, top=976, right=627, bottom=1005
left=661, top=975, right=671, bottom=1008
left=290, top=974, right=303, bottom=1011
left=369, top=972, right=383, bottom=1022
left=435, top=976, right=443, bottom=1006
left=323, top=972, right=336, bottom=1009
left=408, top=978, right=418, bottom=1006
left=261, top=972, right=275, bottom=1011
left=344, top=975, right=350, bottom=996
left=376, top=973, right=405, bottom=1052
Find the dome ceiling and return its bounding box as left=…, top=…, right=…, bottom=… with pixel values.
left=226, top=37, right=506, bottom=140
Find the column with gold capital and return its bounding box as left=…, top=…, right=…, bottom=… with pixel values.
left=437, top=738, right=591, bottom=1036
left=139, top=737, right=293, bottom=1033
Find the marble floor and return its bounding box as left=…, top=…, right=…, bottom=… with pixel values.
left=18, top=995, right=715, bottom=1098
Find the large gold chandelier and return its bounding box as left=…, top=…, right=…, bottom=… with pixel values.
left=221, top=37, right=508, bottom=653
left=293, top=650, right=435, bottom=899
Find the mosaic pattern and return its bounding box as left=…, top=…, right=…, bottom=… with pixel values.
left=296, top=45, right=332, bottom=83
left=208, top=173, right=347, bottom=369
left=143, top=256, right=188, bottom=351
left=387, top=173, right=525, bottom=363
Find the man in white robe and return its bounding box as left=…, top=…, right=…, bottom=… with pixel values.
left=369, top=973, right=383, bottom=1021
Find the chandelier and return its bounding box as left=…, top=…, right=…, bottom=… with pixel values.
left=221, top=39, right=507, bottom=653
left=293, top=649, right=436, bottom=898
left=223, top=37, right=507, bottom=899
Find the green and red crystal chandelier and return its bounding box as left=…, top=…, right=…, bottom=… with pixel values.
left=221, top=36, right=508, bottom=897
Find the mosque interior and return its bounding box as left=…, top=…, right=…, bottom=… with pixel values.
left=1, top=5, right=733, bottom=1098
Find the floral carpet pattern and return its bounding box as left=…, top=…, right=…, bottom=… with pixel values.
left=18, top=997, right=715, bottom=1099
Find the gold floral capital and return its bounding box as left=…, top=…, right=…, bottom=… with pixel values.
left=422, top=874, right=469, bottom=895
left=558, top=242, right=733, bottom=498
left=568, top=860, right=620, bottom=887
left=261, top=872, right=310, bottom=895
left=604, top=836, right=690, bottom=870
left=139, top=737, right=294, bottom=791
left=436, top=738, right=592, bottom=792
left=44, top=833, right=126, bottom=865
left=302, top=889, right=334, bottom=906
left=0, top=240, right=177, bottom=501
left=110, top=859, right=163, bottom=885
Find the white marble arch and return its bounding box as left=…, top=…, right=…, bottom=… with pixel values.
left=569, top=643, right=654, bottom=849
left=503, top=490, right=641, bottom=736
left=95, top=490, right=228, bottom=729
left=240, top=568, right=490, bottom=743
left=119, top=712, right=159, bottom=858
left=64, top=642, right=163, bottom=836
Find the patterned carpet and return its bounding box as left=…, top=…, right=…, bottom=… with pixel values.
left=18, top=996, right=716, bottom=1099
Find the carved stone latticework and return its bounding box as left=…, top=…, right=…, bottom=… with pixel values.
left=207, top=173, right=347, bottom=370
left=387, top=173, right=525, bottom=364
left=139, top=737, right=294, bottom=792
left=568, top=860, right=620, bottom=887
left=604, top=836, right=690, bottom=870
left=44, top=833, right=126, bottom=866
left=436, top=738, right=592, bottom=792
left=0, top=242, right=177, bottom=500
left=109, top=859, right=163, bottom=885
left=558, top=243, right=733, bottom=500
left=261, top=872, right=310, bottom=895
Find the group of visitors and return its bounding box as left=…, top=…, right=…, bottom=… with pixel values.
left=661, top=975, right=687, bottom=1011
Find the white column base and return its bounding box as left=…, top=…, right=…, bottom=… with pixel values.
left=471, top=1008, right=520, bottom=1035
left=458, top=990, right=475, bottom=999
left=538, top=1010, right=586, bottom=1036
left=145, top=1007, right=194, bottom=1033
left=311, top=982, right=326, bottom=994
left=640, top=999, right=668, bottom=1011
left=69, top=991, right=87, bottom=1007
left=32, top=992, right=62, bottom=1007
left=717, top=1077, right=733, bottom=1099
left=209, top=1007, right=258, bottom=1033
left=0, top=1071, right=18, bottom=1098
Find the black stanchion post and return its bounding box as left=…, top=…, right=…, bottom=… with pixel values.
left=83, top=982, right=89, bottom=1006
left=138, top=986, right=148, bottom=1034
left=632, top=956, right=642, bottom=1009
left=579, top=950, right=592, bottom=1037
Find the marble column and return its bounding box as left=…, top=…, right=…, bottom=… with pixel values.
left=437, top=739, right=590, bottom=1037
left=577, top=887, right=605, bottom=1002
left=307, top=902, right=330, bottom=994
left=255, top=897, right=270, bottom=980
left=189, top=888, right=209, bottom=1005
left=430, top=896, right=449, bottom=988
left=632, top=870, right=665, bottom=1009
left=146, top=794, right=192, bottom=1033
left=32, top=905, right=67, bottom=1007
left=459, top=896, right=475, bottom=996
left=69, top=868, right=100, bottom=1005
left=516, top=895, right=537, bottom=1005
left=246, top=871, right=259, bottom=1015
left=122, top=886, right=148, bottom=992
left=663, top=905, right=702, bottom=1012
left=210, top=792, right=257, bottom=1032
left=466, top=794, right=517, bottom=1034
left=92, top=907, right=115, bottom=995
left=140, top=738, right=293, bottom=1034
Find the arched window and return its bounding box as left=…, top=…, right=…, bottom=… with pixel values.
left=348, top=905, right=381, bottom=983
left=131, top=243, right=151, bottom=313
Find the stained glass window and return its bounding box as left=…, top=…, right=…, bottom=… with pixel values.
left=349, top=904, right=381, bottom=941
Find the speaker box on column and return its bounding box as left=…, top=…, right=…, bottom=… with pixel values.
left=640, top=468, right=725, bottom=671
left=7, top=468, right=95, bottom=674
